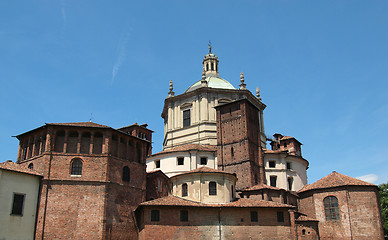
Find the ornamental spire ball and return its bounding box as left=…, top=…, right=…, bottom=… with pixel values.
left=168, top=80, right=174, bottom=97
left=239, top=72, right=246, bottom=90
left=256, top=87, right=261, bottom=100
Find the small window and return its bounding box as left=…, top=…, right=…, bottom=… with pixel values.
left=269, top=161, right=276, bottom=168
left=155, top=160, right=160, bottom=168
left=122, top=166, right=130, bottom=182
left=287, top=177, right=293, bottom=191
left=71, top=158, right=82, bottom=176
left=302, top=229, right=306, bottom=235
left=151, top=210, right=160, bottom=221
left=200, top=157, right=207, bottom=165
left=11, top=193, right=25, bottom=216
left=250, top=211, right=258, bottom=222
left=283, top=143, right=287, bottom=148
left=183, top=109, right=191, bottom=127
left=28, top=163, right=33, bottom=169
left=182, top=183, right=188, bottom=197
left=177, top=157, right=184, bottom=166
left=277, top=211, right=284, bottom=222
left=158, top=180, right=162, bottom=192
left=231, top=147, right=234, bottom=157
left=270, top=176, right=277, bottom=187
left=180, top=210, right=188, bottom=222
left=324, top=196, right=340, bottom=221
left=209, top=181, right=217, bottom=195
left=286, top=162, right=291, bottom=170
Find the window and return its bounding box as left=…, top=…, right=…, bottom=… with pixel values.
left=324, top=196, right=340, bottom=221
left=302, top=229, right=306, bottom=235
left=209, top=181, right=217, bottom=195
left=283, top=143, right=287, bottom=148
left=200, top=157, right=207, bottom=165
left=182, top=183, right=188, bottom=197
left=287, top=177, right=293, bottom=191
left=71, top=158, right=83, bottom=175
left=11, top=194, right=25, bottom=216
left=269, top=161, right=276, bottom=168
left=231, top=147, right=234, bottom=157
left=122, top=166, right=130, bottom=182
left=158, top=180, right=162, bottom=192
left=151, top=210, right=160, bottom=221
left=286, top=162, right=291, bottom=170
left=155, top=160, right=160, bottom=168
left=28, top=163, right=33, bottom=169
left=250, top=211, right=258, bottom=222
left=277, top=211, right=284, bottom=222
left=177, top=157, right=184, bottom=165
left=270, top=176, right=277, bottom=187
left=183, top=109, right=191, bottom=127
left=180, top=210, right=188, bottom=222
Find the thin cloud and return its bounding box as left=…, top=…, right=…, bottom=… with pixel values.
left=111, top=30, right=131, bottom=83
left=356, top=174, right=378, bottom=184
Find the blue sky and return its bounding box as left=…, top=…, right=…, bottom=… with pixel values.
left=1, top=1, right=387, bottom=185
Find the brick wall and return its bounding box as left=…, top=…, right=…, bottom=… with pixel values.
left=216, top=99, right=264, bottom=190
left=138, top=206, right=292, bottom=240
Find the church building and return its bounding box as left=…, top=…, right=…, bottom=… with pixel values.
left=3, top=45, right=384, bottom=239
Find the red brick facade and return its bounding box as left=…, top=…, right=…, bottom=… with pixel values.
left=16, top=122, right=151, bottom=240
left=216, top=99, right=265, bottom=190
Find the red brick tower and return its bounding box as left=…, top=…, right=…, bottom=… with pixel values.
left=216, top=98, right=266, bottom=191
left=15, top=122, right=152, bottom=240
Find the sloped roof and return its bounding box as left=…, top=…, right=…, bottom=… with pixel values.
left=152, top=144, right=216, bottom=156
left=241, top=183, right=282, bottom=191
left=296, top=214, right=318, bottom=222
left=0, top=160, right=42, bottom=176
left=47, top=122, right=111, bottom=128
left=298, top=171, right=375, bottom=193
left=171, top=166, right=236, bottom=179
left=139, top=195, right=293, bottom=208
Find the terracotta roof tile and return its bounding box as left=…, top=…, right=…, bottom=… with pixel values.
left=241, top=183, right=282, bottom=191
left=298, top=171, right=375, bottom=193
left=139, top=195, right=293, bottom=208
left=296, top=215, right=318, bottom=222
left=152, top=144, right=217, bottom=156
left=0, top=160, right=42, bottom=176
left=171, top=167, right=236, bottom=178
left=47, top=122, right=111, bottom=128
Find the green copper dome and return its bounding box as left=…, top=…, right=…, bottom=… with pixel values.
left=185, top=76, right=236, bottom=93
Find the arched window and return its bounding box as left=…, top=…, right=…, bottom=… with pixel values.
left=71, top=158, right=83, bottom=175
left=28, top=163, right=33, bottom=170
left=122, top=166, right=130, bottom=182
left=182, top=183, right=188, bottom=197
left=209, top=181, right=217, bottom=196
left=324, top=196, right=340, bottom=221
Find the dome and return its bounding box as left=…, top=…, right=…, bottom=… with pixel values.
left=185, top=76, right=236, bottom=93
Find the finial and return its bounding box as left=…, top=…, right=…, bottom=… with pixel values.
left=256, top=87, right=261, bottom=100
left=89, top=112, right=93, bottom=122
left=239, top=72, right=246, bottom=90
left=201, top=68, right=207, bottom=87
left=168, top=80, right=175, bottom=97
left=208, top=41, right=212, bottom=53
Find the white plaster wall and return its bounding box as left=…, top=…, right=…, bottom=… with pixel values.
left=164, top=90, right=266, bottom=149
left=171, top=173, right=236, bottom=204
left=146, top=151, right=217, bottom=177
left=264, top=153, right=308, bottom=191
left=0, top=170, right=40, bottom=240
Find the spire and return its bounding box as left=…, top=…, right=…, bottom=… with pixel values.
left=239, top=72, right=246, bottom=90
left=201, top=68, right=208, bottom=87
left=256, top=87, right=261, bottom=101
left=202, top=42, right=219, bottom=77
left=168, top=80, right=174, bottom=97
